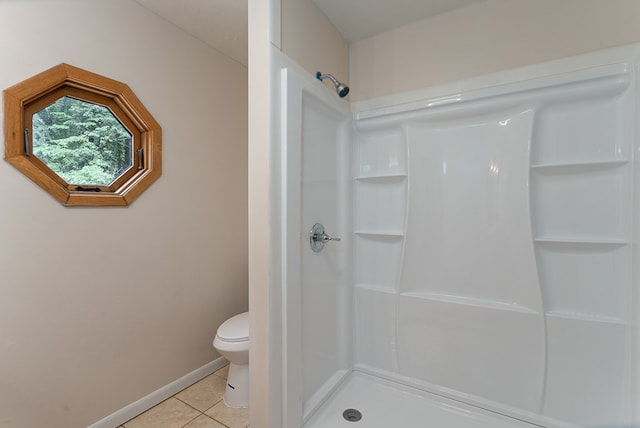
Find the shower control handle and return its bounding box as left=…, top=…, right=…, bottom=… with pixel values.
left=310, top=223, right=341, bottom=252
left=321, top=234, right=341, bottom=243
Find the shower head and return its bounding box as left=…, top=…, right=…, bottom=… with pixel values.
left=316, top=72, right=350, bottom=98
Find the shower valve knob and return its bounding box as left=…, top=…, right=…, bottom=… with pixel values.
left=310, top=223, right=341, bottom=252
left=321, top=234, right=341, bottom=243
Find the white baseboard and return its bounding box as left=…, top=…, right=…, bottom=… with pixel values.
left=87, top=357, right=228, bottom=428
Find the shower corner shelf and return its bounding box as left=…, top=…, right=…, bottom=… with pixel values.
left=530, top=159, right=629, bottom=173
left=354, top=172, right=407, bottom=181
left=544, top=310, right=627, bottom=325
left=398, top=291, right=540, bottom=315
left=354, top=230, right=405, bottom=237
left=533, top=237, right=629, bottom=246
left=354, top=283, right=397, bottom=294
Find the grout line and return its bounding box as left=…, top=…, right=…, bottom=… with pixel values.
left=174, top=395, right=232, bottom=427
left=203, top=398, right=223, bottom=413
left=179, top=411, right=202, bottom=428
left=174, top=396, right=205, bottom=413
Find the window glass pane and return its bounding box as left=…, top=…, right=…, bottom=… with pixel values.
left=32, top=96, right=133, bottom=186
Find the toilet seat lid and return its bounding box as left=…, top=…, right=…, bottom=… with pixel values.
left=217, top=312, right=249, bottom=342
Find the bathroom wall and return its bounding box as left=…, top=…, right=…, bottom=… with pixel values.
left=247, top=0, right=275, bottom=426
left=350, top=0, right=640, bottom=101
left=280, top=0, right=349, bottom=95
left=247, top=2, right=348, bottom=427
left=0, top=1, right=247, bottom=427
left=276, top=61, right=352, bottom=425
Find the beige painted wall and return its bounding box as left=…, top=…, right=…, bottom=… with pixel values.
left=246, top=1, right=348, bottom=427
left=0, top=1, right=247, bottom=427
left=350, top=0, right=640, bottom=101
left=247, top=0, right=274, bottom=426
left=280, top=0, right=349, bottom=95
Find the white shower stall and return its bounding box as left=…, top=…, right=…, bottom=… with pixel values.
left=274, top=44, right=640, bottom=427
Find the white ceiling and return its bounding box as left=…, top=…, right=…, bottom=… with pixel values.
left=134, top=0, right=486, bottom=67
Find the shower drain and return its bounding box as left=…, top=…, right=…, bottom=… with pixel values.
left=342, top=408, right=362, bottom=422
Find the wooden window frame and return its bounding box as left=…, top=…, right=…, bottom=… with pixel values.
left=3, top=63, right=161, bottom=206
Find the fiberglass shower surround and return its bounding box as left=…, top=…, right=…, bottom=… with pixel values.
left=279, top=44, right=640, bottom=428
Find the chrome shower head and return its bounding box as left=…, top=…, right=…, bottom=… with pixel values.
left=316, top=72, right=350, bottom=98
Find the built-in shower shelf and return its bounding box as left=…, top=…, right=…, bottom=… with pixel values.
left=355, top=283, right=396, bottom=293
left=399, top=292, right=539, bottom=314
left=545, top=311, right=626, bottom=325
left=530, top=160, right=629, bottom=173
left=354, top=230, right=404, bottom=237
left=534, top=237, right=629, bottom=246
left=354, top=173, right=407, bottom=181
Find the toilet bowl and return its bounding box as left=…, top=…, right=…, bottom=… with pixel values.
left=213, top=311, right=249, bottom=408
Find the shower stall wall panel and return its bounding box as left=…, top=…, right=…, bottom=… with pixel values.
left=299, top=94, right=344, bottom=400
left=353, top=60, right=637, bottom=427
left=279, top=61, right=353, bottom=426
left=529, top=71, right=634, bottom=425
left=353, top=128, right=408, bottom=372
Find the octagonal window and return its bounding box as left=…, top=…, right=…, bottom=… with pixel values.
left=32, top=96, right=134, bottom=187
left=3, top=63, right=161, bottom=206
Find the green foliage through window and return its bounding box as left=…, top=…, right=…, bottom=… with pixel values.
left=32, top=96, right=133, bottom=186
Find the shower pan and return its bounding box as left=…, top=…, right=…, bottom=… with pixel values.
left=275, top=44, right=640, bottom=428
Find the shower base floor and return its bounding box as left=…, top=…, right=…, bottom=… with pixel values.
left=303, top=371, right=539, bottom=428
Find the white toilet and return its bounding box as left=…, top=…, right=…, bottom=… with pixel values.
left=212, top=311, right=249, bottom=408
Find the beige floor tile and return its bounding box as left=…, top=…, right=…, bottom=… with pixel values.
left=205, top=401, right=249, bottom=428
left=176, top=373, right=228, bottom=411
left=123, top=397, right=200, bottom=428
left=213, top=364, right=229, bottom=380
left=183, top=414, right=227, bottom=428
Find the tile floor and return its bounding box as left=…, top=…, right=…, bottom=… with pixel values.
left=119, top=365, right=249, bottom=428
